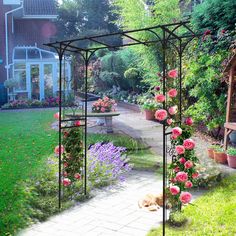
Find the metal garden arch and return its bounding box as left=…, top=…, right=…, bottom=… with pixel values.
left=45, top=21, right=200, bottom=235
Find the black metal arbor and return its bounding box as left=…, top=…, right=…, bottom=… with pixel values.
left=45, top=21, right=199, bottom=235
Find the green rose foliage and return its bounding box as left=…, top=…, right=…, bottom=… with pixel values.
left=62, top=128, right=84, bottom=182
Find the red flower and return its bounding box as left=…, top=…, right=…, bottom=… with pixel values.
left=192, top=172, right=199, bottom=179
left=75, top=120, right=81, bottom=126
left=168, top=69, right=178, bottom=78
left=54, top=112, right=60, bottom=120
left=54, top=145, right=64, bottom=155
left=62, top=178, right=71, bottom=187
left=155, top=94, right=165, bottom=103
left=168, top=105, right=178, bottom=115
left=179, top=157, right=186, bottom=164
left=168, top=89, right=178, bottom=98
left=170, top=186, right=180, bottom=195
left=179, top=192, right=192, bottom=204
left=175, top=145, right=185, bottom=155
left=155, top=109, right=168, bottom=121
left=183, top=139, right=195, bottom=150
left=167, top=119, right=173, bottom=125
left=172, top=127, right=182, bottom=137
left=74, top=173, right=81, bottom=180
left=185, top=117, right=193, bottom=126
left=185, top=181, right=193, bottom=188
left=184, top=160, right=193, bottom=169
left=176, top=171, right=188, bottom=182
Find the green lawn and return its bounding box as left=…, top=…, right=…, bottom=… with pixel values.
left=148, top=174, right=236, bottom=236
left=0, top=109, right=58, bottom=235
left=0, top=109, right=159, bottom=235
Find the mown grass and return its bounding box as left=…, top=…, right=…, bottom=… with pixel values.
left=148, top=174, right=236, bottom=236
left=0, top=110, right=160, bottom=235
left=0, top=109, right=58, bottom=235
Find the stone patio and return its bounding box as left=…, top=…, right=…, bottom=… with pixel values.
left=18, top=171, right=163, bottom=236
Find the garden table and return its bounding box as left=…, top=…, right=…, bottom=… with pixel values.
left=65, top=112, right=120, bottom=133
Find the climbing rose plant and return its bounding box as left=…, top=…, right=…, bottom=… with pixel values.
left=155, top=69, right=199, bottom=212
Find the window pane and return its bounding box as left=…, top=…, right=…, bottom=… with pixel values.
left=14, top=49, right=26, bottom=60
left=41, top=51, right=55, bottom=59
left=15, top=63, right=26, bottom=70
left=15, top=70, right=26, bottom=91
left=28, top=49, right=40, bottom=59
left=44, top=64, right=53, bottom=98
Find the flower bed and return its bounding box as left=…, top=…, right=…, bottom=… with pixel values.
left=1, top=97, right=60, bottom=109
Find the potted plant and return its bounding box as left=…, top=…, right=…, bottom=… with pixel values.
left=207, top=144, right=219, bottom=159
left=141, top=100, right=158, bottom=120
left=227, top=147, right=236, bottom=168
left=213, top=146, right=227, bottom=164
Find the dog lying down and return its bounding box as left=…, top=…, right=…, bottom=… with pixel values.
left=138, top=193, right=164, bottom=211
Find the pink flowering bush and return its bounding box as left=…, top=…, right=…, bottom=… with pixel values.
left=92, top=96, right=116, bottom=113
left=155, top=68, right=199, bottom=213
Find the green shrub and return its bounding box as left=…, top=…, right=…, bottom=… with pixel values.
left=192, top=0, right=236, bottom=34
left=124, top=67, right=140, bottom=91
left=168, top=212, right=188, bottom=227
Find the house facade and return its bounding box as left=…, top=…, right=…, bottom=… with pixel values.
left=0, top=0, right=71, bottom=103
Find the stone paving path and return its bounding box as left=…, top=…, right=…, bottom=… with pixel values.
left=19, top=171, right=163, bottom=236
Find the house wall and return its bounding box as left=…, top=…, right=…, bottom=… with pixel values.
left=0, top=0, right=11, bottom=83
left=0, top=0, right=57, bottom=84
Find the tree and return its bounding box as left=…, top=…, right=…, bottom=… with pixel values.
left=56, top=0, right=121, bottom=45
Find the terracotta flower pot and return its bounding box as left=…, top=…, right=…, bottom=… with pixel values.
left=214, top=151, right=227, bottom=164
left=144, top=109, right=155, bottom=120
left=227, top=155, right=236, bottom=168
left=207, top=148, right=214, bottom=159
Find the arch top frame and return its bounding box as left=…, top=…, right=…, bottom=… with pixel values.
left=45, top=21, right=200, bottom=59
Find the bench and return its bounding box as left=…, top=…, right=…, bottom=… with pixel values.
left=65, top=112, right=120, bottom=133
left=224, top=122, right=236, bottom=149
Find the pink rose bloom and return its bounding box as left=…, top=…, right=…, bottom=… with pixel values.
left=75, top=120, right=81, bottom=126
left=185, top=117, right=193, bottom=126
left=167, top=119, right=173, bottom=125
left=168, top=69, right=178, bottom=78
left=64, top=162, right=68, bottom=168
left=155, top=109, right=168, bottom=121
left=54, top=145, right=64, bottom=155
left=184, top=160, right=193, bottom=169
left=174, top=166, right=180, bottom=173
left=170, top=178, right=177, bottom=183
left=192, top=172, right=199, bottom=179
left=170, top=186, right=180, bottom=195
left=172, top=127, right=182, bottom=137
left=168, top=89, right=178, bottom=98
left=176, top=145, right=185, bottom=155
left=54, top=112, right=60, bottom=120
left=185, top=181, right=193, bottom=188
left=74, top=173, right=81, bottom=180
left=179, top=157, right=186, bottom=164
left=63, top=171, right=68, bottom=177
left=155, top=94, right=165, bottom=103
left=62, top=178, right=71, bottom=187
left=171, top=134, right=178, bottom=140
left=183, top=139, right=196, bottom=150
left=176, top=171, right=188, bottom=182
left=168, top=105, right=178, bottom=115
left=101, top=107, right=106, bottom=113
left=179, top=192, right=192, bottom=204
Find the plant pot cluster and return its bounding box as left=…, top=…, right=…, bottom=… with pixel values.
left=207, top=145, right=236, bottom=168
